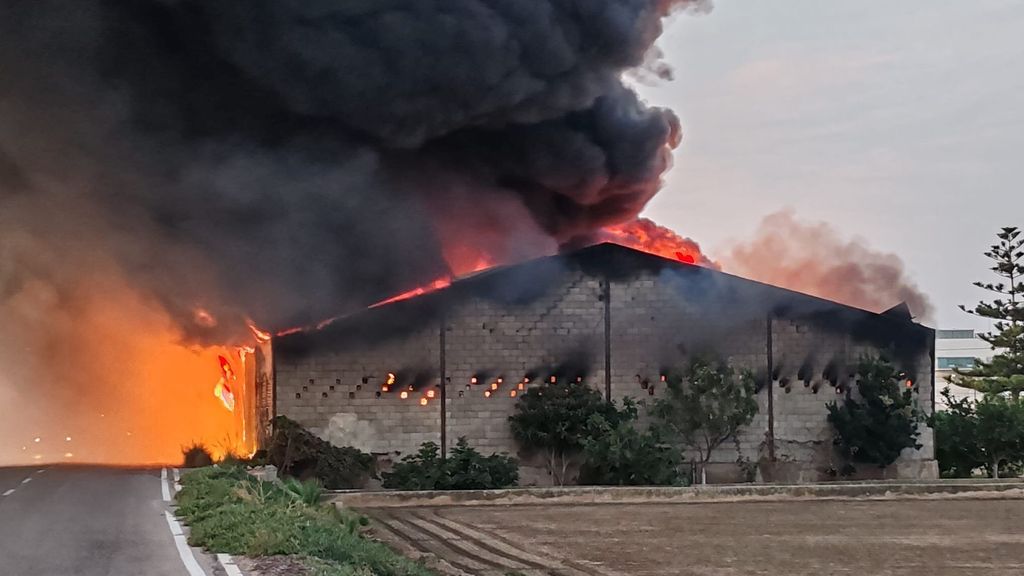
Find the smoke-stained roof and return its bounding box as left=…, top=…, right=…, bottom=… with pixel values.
left=276, top=243, right=933, bottom=356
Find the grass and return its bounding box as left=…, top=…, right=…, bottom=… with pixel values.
left=176, top=466, right=435, bottom=576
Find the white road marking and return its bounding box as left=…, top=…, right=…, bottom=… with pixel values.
left=2, top=489, right=15, bottom=497
left=21, top=477, right=31, bottom=485
left=163, top=511, right=206, bottom=576
left=160, top=467, right=171, bottom=502
left=217, top=553, right=244, bottom=576
left=35, top=469, right=45, bottom=475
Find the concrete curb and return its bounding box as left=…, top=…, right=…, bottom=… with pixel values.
left=328, top=480, right=1024, bottom=508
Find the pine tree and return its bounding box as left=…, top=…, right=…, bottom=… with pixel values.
left=951, top=227, right=1024, bottom=398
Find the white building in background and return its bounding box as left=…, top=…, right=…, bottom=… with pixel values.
left=934, top=328, right=995, bottom=409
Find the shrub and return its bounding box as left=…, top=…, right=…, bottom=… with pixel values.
left=381, top=442, right=446, bottom=491
left=176, top=467, right=433, bottom=576
left=445, top=438, right=520, bottom=490
left=267, top=417, right=375, bottom=490
left=650, top=358, right=758, bottom=484
left=827, top=357, right=924, bottom=471
left=974, top=394, right=1024, bottom=478
left=381, top=438, right=519, bottom=491
left=183, top=443, right=215, bottom=468
left=932, top=388, right=985, bottom=478
left=579, top=400, right=681, bottom=486
left=509, top=379, right=622, bottom=485
left=219, top=451, right=249, bottom=469
left=283, top=477, right=325, bottom=506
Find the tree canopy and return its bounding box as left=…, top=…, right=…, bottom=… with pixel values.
left=951, top=227, right=1024, bottom=398
left=650, top=358, right=758, bottom=484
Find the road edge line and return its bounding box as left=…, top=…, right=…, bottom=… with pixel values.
left=163, top=511, right=207, bottom=576
left=160, top=467, right=171, bottom=502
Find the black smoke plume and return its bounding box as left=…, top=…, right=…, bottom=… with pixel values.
left=1, top=0, right=707, bottom=341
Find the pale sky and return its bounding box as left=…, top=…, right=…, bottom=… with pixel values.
left=639, top=1, right=1024, bottom=329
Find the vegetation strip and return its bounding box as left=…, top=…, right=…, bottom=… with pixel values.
left=175, top=465, right=436, bottom=576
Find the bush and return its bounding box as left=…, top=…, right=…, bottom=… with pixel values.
left=176, top=467, right=432, bottom=576
left=579, top=400, right=681, bottom=486
left=381, top=438, right=519, bottom=491
left=219, top=451, right=249, bottom=469
left=933, top=388, right=985, bottom=478
left=183, top=443, right=215, bottom=468
left=509, top=379, right=622, bottom=485
left=267, top=417, right=375, bottom=489
left=283, top=477, right=325, bottom=506
left=974, top=395, right=1024, bottom=478
left=827, top=357, right=924, bottom=470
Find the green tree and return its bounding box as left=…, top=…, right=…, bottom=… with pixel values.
left=827, top=357, right=924, bottom=471
left=974, top=395, right=1024, bottom=478
left=509, top=379, right=621, bottom=485
left=932, top=388, right=984, bottom=478
left=650, top=358, right=758, bottom=484
left=951, top=226, right=1024, bottom=398
left=578, top=399, right=683, bottom=486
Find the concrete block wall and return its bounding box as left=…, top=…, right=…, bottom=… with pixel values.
left=274, top=320, right=441, bottom=455
left=444, top=268, right=604, bottom=457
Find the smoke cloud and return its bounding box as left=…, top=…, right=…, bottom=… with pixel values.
left=0, top=0, right=705, bottom=462
left=1, top=0, right=704, bottom=340
left=722, top=211, right=933, bottom=322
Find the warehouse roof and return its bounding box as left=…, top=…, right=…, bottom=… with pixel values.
left=275, top=243, right=932, bottom=356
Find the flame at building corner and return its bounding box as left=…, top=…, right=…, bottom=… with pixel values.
left=214, top=355, right=236, bottom=413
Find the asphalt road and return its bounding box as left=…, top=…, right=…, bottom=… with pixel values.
left=0, top=466, right=213, bottom=576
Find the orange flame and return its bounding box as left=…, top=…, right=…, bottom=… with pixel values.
left=370, top=277, right=452, bottom=308
left=247, top=323, right=272, bottom=343
left=213, top=355, right=236, bottom=412
left=601, top=218, right=714, bottom=267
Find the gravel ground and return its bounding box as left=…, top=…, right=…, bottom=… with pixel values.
left=369, top=498, right=1024, bottom=576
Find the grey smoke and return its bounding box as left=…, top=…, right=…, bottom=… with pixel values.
left=0, top=0, right=706, bottom=341
left=722, top=211, right=934, bottom=323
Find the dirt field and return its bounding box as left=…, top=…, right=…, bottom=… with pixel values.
left=367, top=499, right=1024, bottom=576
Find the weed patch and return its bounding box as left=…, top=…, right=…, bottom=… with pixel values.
left=177, top=467, right=433, bottom=576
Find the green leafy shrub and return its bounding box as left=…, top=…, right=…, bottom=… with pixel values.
left=650, top=358, right=758, bottom=484
left=827, top=357, right=924, bottom=470
left=974, top=394, right=1024, bottom=478
left=176, top=468, right=433, bottom=576
left=219, top=451, right=249, bottom=469
left=579, top=402, right=682, bottom=486
left=183, top=443, right=215, bottom=468
left=267, top=417, right=375, bottom=489
left=445, top=438, right=520, bottom=489
left=509, top=379, right=622, bottom=485
left=932, top=388, right=985, bottom=478
left=283, top=477, right=325, bottom=506
left=381, top=438, right=519, bottom=490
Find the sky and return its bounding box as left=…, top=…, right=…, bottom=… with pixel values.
left=638, top=1, right=1024, bottom=330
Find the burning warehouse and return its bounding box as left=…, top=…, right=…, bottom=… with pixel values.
left=0, top=0, right=933, bottom=468
left=270, top=243, right=937, bottom=483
